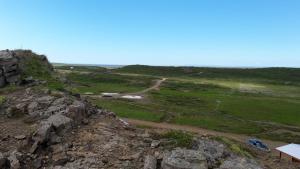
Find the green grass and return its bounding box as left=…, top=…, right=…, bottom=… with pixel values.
left=161, top=130, right=194, bottom=148
left=214, top=136, right=253, bottom=158
left=67, top=72, right=158, bottom=94
left=91, top=98, right=164, bottom=122
left=0, top=95, right=6, bottom=106
left=62, top=66, right=300, bottom=143
left=116, top=65, right=300, bottom=85
left=21, top=54, right=65, bottom=91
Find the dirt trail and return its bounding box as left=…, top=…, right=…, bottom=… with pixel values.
left=130, top=78, right=167, bottom=95
left=123, top=118, right=285, bottom=153
left=86, top=77, right=167, bottom=99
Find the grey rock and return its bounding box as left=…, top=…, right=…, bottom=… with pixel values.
left=151, top=140, right=161, bottom=148
left=66, top=100, right=86, bottom=123
left=162, top=148, right=208, bottom=169
left=144, top=155, right=157, bottom=169
left=15, top=103, right=28, bottom=114
left=194, top=138, right=230, bottom=168
left=27, top=102, right=39, bottom=113
left=33, top=158, right=42, bottom=169
left=6, top=74, right=20, bottom=84
left=0, top=152, right=9, bottom=168
left=0, top=50, right=14, bottom=60
left=52, top=98, right=66, bottom=106
left=218, top=157, right=262, bottom=169
left=0, top=76, right=5, bottom=87
left=36, top=96, right=54, bottom=105
left=8, top=151, right=21, bottom=169
left=52, top=152, right=69, bottom=166
left=47, top=114, right=73, bottom=134
left=34, top=121, right=53, bottom=143
left=14, top=135, right=26, bottom=140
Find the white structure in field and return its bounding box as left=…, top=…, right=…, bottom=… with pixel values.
left=121, top=95, right=143, bottom=100
left=101, top=93, right=119, bottom=97
left=276, top=144, right=300, bottom=162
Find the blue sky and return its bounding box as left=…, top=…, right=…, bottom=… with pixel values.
left=0, top=0, right=300, bottom=67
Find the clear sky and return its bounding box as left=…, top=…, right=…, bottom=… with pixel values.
left=0, top=0, right=300, bottom=67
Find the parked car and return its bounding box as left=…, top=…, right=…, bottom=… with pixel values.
left=247, top=139, right=270, bottom=152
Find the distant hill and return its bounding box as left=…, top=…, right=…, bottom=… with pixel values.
left=116, top=65, right=300, bottom=85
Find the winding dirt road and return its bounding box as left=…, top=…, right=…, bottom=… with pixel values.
left=130, top=78, right=167, bottom=95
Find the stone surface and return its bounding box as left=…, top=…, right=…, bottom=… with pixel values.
left=33, top=121, right=53, bottom=144
left=218, top=157, right=262, bottom=169
left=66, top=100, right=86, bottom=123
left=144, top=155, right=157, bottom=169
left=151, top=140, right=161, bottom=148
left=0, top=152, right=9, bottom=168
left=8, top=151, right=21, bottom=169
left=27, top=101, right=39, bottom=113
left=162, top=148, right=208, bottom=169
left=36, top=96, right=54, bottom=105
left=46, top=114, right=73, bottom=134
left=14, top=135, right=26, bottom=140
left=194, top=138, right=230, bottom=168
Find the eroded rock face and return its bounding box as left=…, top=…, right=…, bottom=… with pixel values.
left=0, top=50, right=20, bottom=87
left=0, top=49, right=53, bottom=88
left=162, top=148, right=208, bottom=169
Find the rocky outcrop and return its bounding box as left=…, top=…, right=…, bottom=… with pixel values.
left=0, top=49, right=53, bottom=88
left=0, top=50, right=20, bottom=87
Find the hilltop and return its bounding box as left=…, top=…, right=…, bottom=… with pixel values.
left=117, top=65, right=300, bottom=85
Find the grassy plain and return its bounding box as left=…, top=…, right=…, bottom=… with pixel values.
left=56, top=65, right=300, bottom=143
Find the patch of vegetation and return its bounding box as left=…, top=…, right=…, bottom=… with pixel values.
left=91, top=98, right=164, bottom=122
left=0, top=84, right=19, bottom=94
left=20, top=53, right=64, bottom=91
left=55, top=65, right=108, bottom=73
left=0, top=95, right=6, bottom=106
left=256, top=132, right=300, bottom=144
left=161, top=130, right=194, bottom=148
left=67, top=72, right=157, bottom=94
left=214, top=136, right=253, bottom=158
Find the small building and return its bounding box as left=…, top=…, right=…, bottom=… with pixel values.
left=276, top=144, right=300, bottom=162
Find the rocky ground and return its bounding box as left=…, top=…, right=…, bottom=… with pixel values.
left=0, top=86, right=268, bottom=169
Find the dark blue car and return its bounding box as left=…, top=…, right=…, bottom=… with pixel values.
left=247, top=139, right=270, bottom=152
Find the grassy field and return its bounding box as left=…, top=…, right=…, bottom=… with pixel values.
left=56, top=65, right=300, bottom=143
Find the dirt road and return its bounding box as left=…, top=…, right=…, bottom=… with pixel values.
left=131, top=78, right=167, bottom=95
left=123, top=118, right=285, bottom=151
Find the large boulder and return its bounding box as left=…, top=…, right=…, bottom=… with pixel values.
left=32, top=114, right=72, bottom=144
left=194, top=138, right=230, bottom=168
left=161, top=148, right=208, bottom=169
left=66, top=100, right=86, bottom=124
left=47, top=113, right=72, bottom=134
